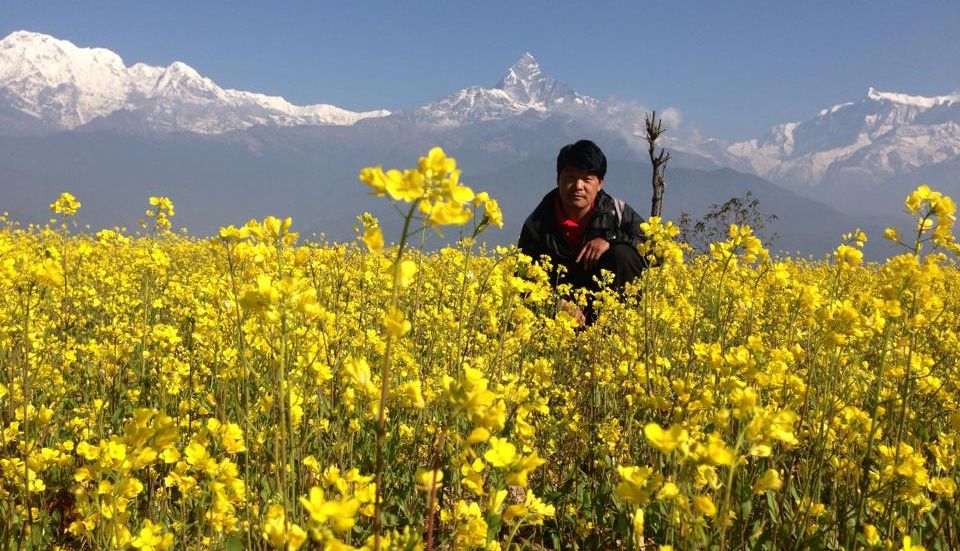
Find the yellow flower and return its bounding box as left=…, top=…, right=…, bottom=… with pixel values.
left=159, top=448, right=180, bottom=464
left=383, top=307, right=411, bottom=338
left=484, top=437, right=518, bottom=468
left=362, top=221, right=384, bottom=255
left=385, top=169, right=425, bottom=203
left=131, top=520, right=173, bottom=551
left=616, top=465, right=661, bottom=505
left=657, top=481, right=680, bottom=501
left=419, top=146, right=457, bottom=175
left=359, top=165, right=389, bottom=195
left=262, top=216, right=292, bottom=241
left=467, top=427, right=490, bottom=444
left=631, top=509, right=645, bottom=548
left=428, top=200, right=473, bottom=226
left=502, top=492, right=554, bottom=525
left=901, top=535, right=926, bottom=551
left=184, top=441, right=210, bottom=468
left=927, top=477, right=956, bottom=498
left=51, top=192, right=81, bottom=216
left=834, top=244, right=863, bottom=269
left=752, top=469, right=783, bottom=493
left=395, top=380, right=426, bottom=409
left=479, top=437, right=543, bottom=487
left=505, top=450, right=545, bottom=488
left=693, top=495, right=717, bottom=517
left=262, top=504, right=306, bottom=550
left=442, top=500, right=488, bottom=548
left=220, top=423, right=246, bottom=454
left=442, top=173, right=475, bottom=204
left=298, top=487, right=360, bottom=534
left=695, top=465, right=721, bottom=490
left=482, top=197, right=504, bottom=228
left=904, top=184, right=931, bottom=214
left=76, top=441, right=100, bottom=461
left=703, top=434, right=735, bottom=466
left=644, top=422, right=689, bottom=454
left=460, top=459, right=486, bottom=496
left=415, top=468, right=444, bottom=492
left=397, top=260, right=418, bottom=288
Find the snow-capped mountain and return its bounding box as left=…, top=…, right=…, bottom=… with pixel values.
left=724, top=87, right=960, bottom=188
left=3, top=28, right=958, bottom=207
left=0, top=30, right=389, bottom=134
left=0, top=29, right=928, bottom=256
left=406, top=52, right=600, bottom=126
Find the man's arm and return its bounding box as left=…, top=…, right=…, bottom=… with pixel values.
left=614, top=203, right=645, bottom=247
left=518, top=221, right=541, bottom=260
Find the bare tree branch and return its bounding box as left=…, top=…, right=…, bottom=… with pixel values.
left=645, top=111, right=672, bottom=219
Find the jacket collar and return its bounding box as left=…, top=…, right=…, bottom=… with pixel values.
left=534, top=189, right=618, bottom=259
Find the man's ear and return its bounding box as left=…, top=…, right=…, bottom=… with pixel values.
left=597, top=178, right=604, bottom=189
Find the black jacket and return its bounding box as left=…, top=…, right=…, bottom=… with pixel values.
left=518, top=189, right=646, bottom=287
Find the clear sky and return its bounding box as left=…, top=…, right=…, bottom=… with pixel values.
left=2, top=0, right=958, bottom=140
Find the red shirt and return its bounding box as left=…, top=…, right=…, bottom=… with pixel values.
left=553, top=196, right=594, bottom=251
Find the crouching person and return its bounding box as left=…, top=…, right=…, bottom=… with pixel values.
left=518, top=139, right=648, bottom=326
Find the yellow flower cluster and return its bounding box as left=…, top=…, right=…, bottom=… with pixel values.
left=359, top=146, right=502, bottom=232
left=143, top=196, right=176, bottom=233
left=1, top=165, right=958, bottom=549
left=50, top=191, right=81, bottom=217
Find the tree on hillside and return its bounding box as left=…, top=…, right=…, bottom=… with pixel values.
left=678, top=191, right=779, bottom=253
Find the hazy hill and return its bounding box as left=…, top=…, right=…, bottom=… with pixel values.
left=0, top=128, right=907, bottom=260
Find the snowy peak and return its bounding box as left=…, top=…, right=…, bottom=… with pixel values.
left=160, top=61, right=206, bottom=85
left=413, top=52, right=596, bottom=125
left=496, top=52, right=544, bottom=101
left=0, top=30, right=130, bottom=127
left=495, top=52, right=580, bottom=108
left=865, top=86, right=958, bottom=108
left=0, top=30, right=389, bottom=134
left=154, top=60, right=219, bottom=98
left=0, top=30, right=129, bottom=93
left=1, top=30, right=123, bottom=67
left=726, top=85, right=960, bottom=187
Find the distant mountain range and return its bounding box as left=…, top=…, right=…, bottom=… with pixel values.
left=719, top=87, right=960, bottom=214
left=0, top=30, right=389, bottom=134
left=1, top=30, right=955, bottom=259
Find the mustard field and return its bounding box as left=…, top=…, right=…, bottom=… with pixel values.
left=1, top=149, right=958, bottom=550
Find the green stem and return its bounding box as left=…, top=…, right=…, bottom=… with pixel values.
left=373, top=201, right=419, bottom=549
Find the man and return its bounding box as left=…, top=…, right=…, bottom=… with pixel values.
left=518, top=139, right=647, bottom=323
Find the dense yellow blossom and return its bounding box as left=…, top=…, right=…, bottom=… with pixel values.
left=1, top=168, right=958, bottom=549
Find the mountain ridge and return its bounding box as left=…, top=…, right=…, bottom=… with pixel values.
left=723, top=86, right=960, bottom=190
left=4, top=28, right=957, bottom=199
left=0, top=29, right=956, bottom=246
left=0, top=30, right=390, bottom=134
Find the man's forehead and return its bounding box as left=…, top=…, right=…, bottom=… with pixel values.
left=559, top=166, right=601, bottom=179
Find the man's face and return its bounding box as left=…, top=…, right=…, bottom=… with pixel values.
left=557, top=166, right=603, bottom=214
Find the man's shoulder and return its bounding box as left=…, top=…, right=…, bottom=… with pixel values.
left=597, top=191, right=641, bottom=217
left=597, top=190, right=634, bottom=209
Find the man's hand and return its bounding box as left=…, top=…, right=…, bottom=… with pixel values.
left=560, top=299, right=586, bottom=328
left=576, top=237, right=610, bottom=271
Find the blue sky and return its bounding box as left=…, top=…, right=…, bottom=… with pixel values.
left=2, top=0, right=958, bottom=140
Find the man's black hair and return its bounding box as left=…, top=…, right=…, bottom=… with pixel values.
left=556, top=139, right=607, bottom=180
